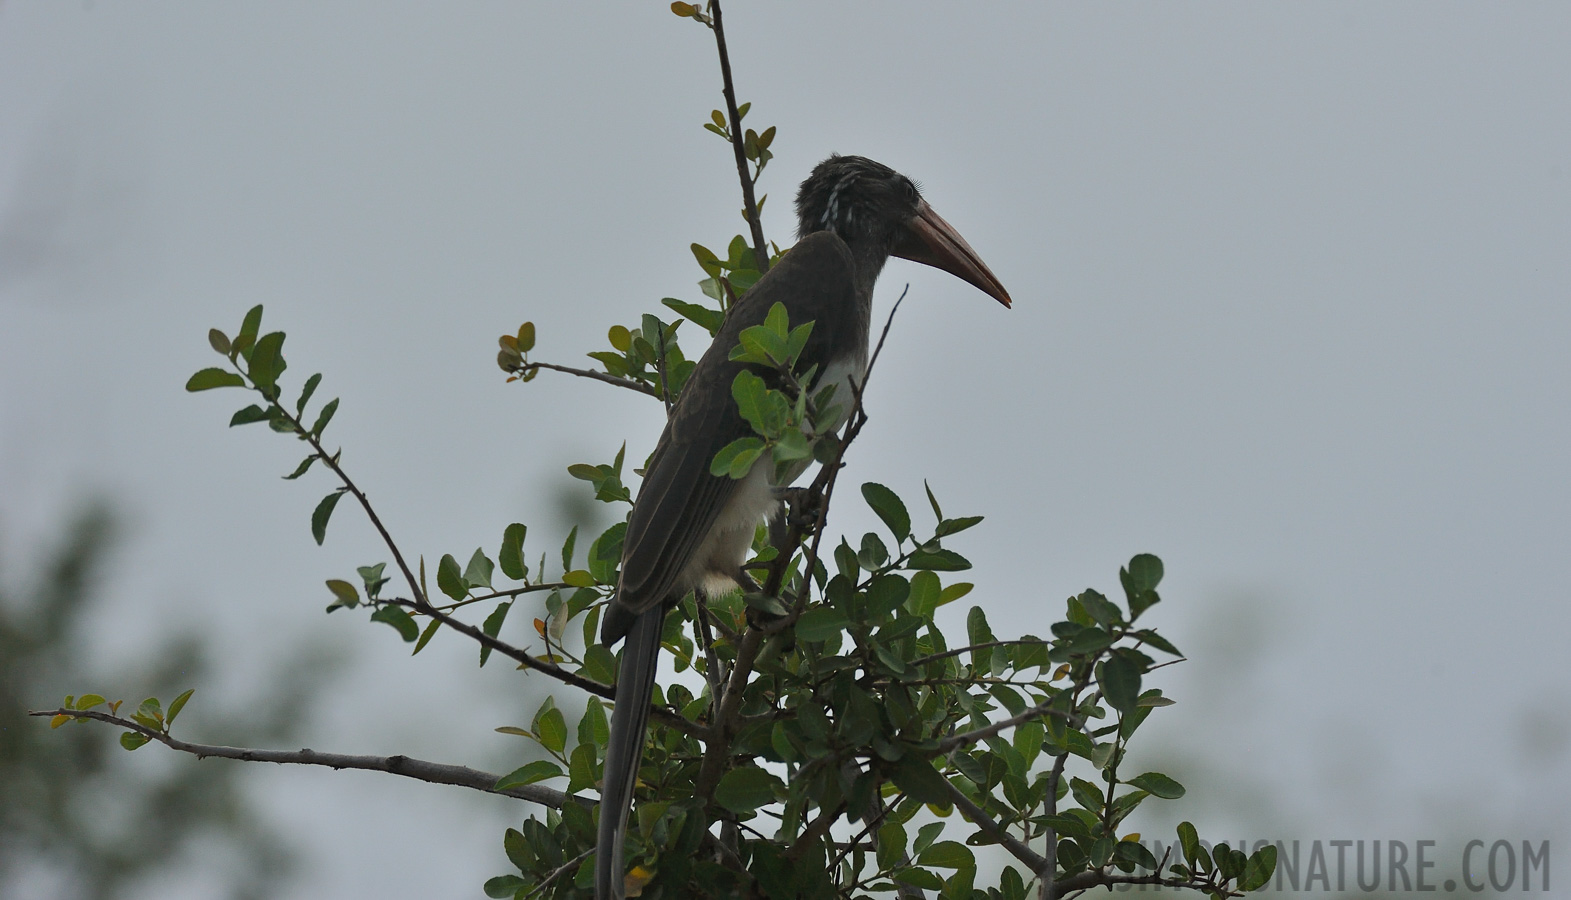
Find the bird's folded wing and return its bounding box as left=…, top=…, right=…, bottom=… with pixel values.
left=614, top=234, right=859, bottom=619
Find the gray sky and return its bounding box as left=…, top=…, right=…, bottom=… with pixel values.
left=3, top=3, right=1568, bottom=897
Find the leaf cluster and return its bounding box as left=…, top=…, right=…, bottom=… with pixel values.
left=51, top=689, right=195, bottom=752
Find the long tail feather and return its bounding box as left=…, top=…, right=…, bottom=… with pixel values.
left=595, top=607, right=662, bottom=900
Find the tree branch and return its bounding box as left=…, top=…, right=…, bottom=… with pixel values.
left=381, top=597, right=705, bottom=740
left=1049, top=867, right=1232, bottom=898
left=708, top=0, right=769, bottom=273
left=518, top=361, right=660, bottom=397
left=29, top=707, right=583, bottom=809
left=937, top=695, right=1071, bottom=756
left=942, top=778, right=1046, bottom=873
left=908, top=639, right=1053, bottom=669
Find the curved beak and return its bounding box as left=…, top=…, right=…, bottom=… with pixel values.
left=893, top=200, right=1013, bottom=308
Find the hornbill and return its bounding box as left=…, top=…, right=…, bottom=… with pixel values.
left=595, top=154, right=1011, bottom=899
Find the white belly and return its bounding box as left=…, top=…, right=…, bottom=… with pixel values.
left=678, top=352, right=865, bottom=597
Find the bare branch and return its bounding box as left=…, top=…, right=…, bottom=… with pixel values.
left=708, top=0, right=769, bottom=273
left=29, top=707, right=582, bottom=809
left=518, top=361, right=660, bottom=397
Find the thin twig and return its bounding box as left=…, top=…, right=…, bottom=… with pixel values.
left=938, top=696, right=1072, bottom=755
left=523, top=848, right=594, bottom=899
left=432, top=581, right=575, bottom=612
left=708, top=0, right=768, bottom=272
left=519, top=361, right=659, bottom=398
left=908, top=639, right=1053, bottom=669
left=379, top=597, right=705, bottom=739
left=29, top=707, right=581, bottom=809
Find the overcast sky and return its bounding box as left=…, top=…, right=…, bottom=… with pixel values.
left=3, top=3, right=1568, bottom=898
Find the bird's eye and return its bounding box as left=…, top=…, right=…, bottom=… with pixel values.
left=902, top=179, right=920, bottom=204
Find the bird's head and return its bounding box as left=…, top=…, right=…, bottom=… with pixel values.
left=796, top=154, right=1012, bottom=307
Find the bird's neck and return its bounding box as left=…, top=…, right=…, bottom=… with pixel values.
left=843, top=237, right=893, bottom=319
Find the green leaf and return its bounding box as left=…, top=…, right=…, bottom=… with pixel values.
left=370, top=605, right=418, bottom=642
left=561, top=525, right=577, bottom=573
left=588, top=522, right=626, bottom=584
left=578, top=696, right=609, bottom=748
left=661, top=297, right=724, bottom=336
left=325, top=578, right=360, bottom=611
left=1099, top=652, right=1142, bottom=714
left=120, top=731, right=152, bottom=751
left=917, top=840, right=974, bottom=869
left=562, top=569, right=595, bottom=588
left=1127, top=772, right=1185, bottom=799
left=495, top=760, right=563, bottom=790
left=296, top=372, right=321, bottom=414
left=516, top=321, right=535, bottom=353
left=907, top=548, right=971, bottom=571
left=73, top=694, right=106, bottom=712
left=1074, top=589, right=1120, bottom=627
left=479, top=601, right=512, bottom=667
left=133, top=697, right=163, bottom=730
left=894, top=868, right=944, bottom=890
left=913, top=821, right=946, bottom=855
left=861, top=482, right=911, bottom=541
left=1134, top=628, right=1181, bottom=657
left=311, top=490, right=344, bottom=546
left=208, top=328, right=231, bottom=355
left=161, top=688, right=193, bottom=725
left=715, top=766, right=785, bottom=813
left=498, top=523, right=528, bottom=580
left=876, top=821, right=908, bottom=872
left=482, top=875, right=526, bottom=899
left=1125, top=553, right=1163, bottom=591
left=1070, top=776, right=1104, bottom=813
left=535, top=702, right=567, bottom=755
left=795, top=607, right=848, bottom=642
left=503, top=826, right=533, bottom=870
left=906, top=570, right=941, bottom=618
left=966, top=606, right=995, bottom=653
left=568, top=741, right=597, bottom=794
left=924, top=480, right=944, bottom=521
left=934, top=515, right=984, bottom=537
left=185, top=368, right=245, bottom=391
left=229, top=404, right=270, bottom=426
left=282, top=455, right=317, bottom=481
left=357, top=562, right=388, bottom=597
left=248, top=331, right=287, bottom=392
left=711, top=437, right=765, bottom=478
left=464, top=548, right=495, bottom=590
left=412, top=616, right=441, bottom=655
left=890, top=755, right=951, bottom=806
left=237, top=304, right=264, bottom=349
left=1241, top=844, right=1278, bottom=891
left=1177, top=821, right=1201, bottom=867
left=581, top=643, right=616, bottom=685
left=310, top=397, right=338, bottom=437
left=436, top=553, right=468, bottom=601
left=937, top=582, right=973, bottom=608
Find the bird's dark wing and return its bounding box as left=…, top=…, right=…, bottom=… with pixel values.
left=604, top=233, right=858, bottom=640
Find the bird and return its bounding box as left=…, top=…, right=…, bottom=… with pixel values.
left=595, top=154, right=1011, bottom=899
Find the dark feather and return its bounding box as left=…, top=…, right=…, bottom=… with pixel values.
left=602, top=231, right=859, bottom=642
